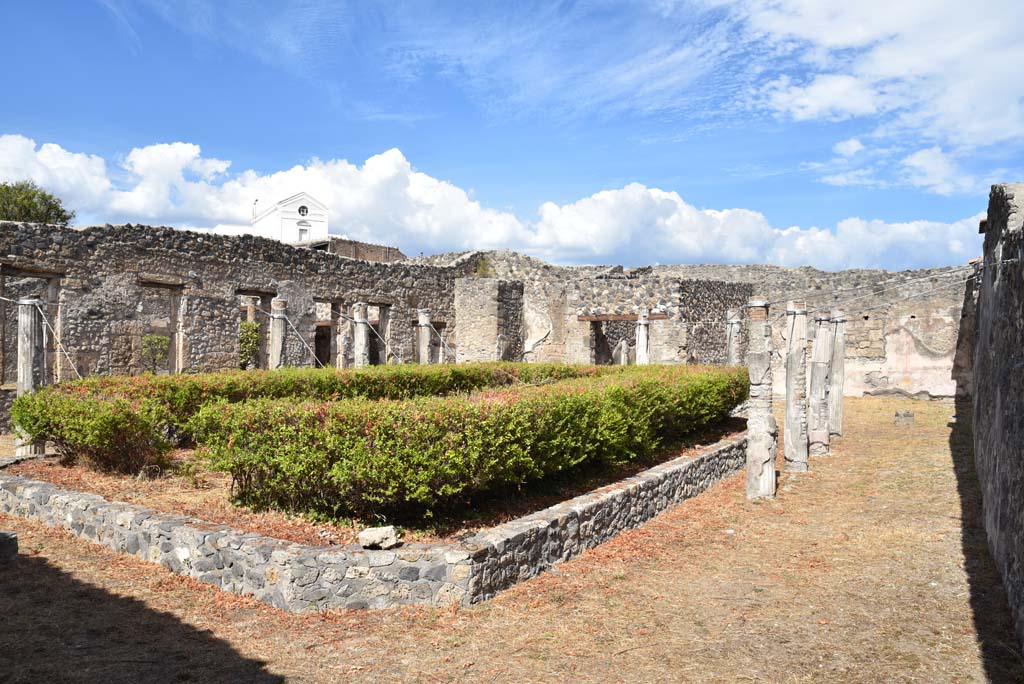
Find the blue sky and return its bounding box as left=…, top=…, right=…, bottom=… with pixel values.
left=1, top=0, right=1022, bottom=269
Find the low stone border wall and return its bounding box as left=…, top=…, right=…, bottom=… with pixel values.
left=0, top=434, right=746, bottom=611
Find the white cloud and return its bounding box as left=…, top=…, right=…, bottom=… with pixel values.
left=899, top=146, right=976, bottom=196
left=766, top=74, right=882, bottom=121
left=0, top=134, right=982, bottom=270
left=730, top=0, right=1024, bottom=148
left=0, top=135, right=111, bottom=210
left=833, top=138, right=865, bottom=157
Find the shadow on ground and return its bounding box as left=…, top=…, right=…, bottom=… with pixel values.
left=950, top=398, right=1024, bottom=682
left=0, top=554, right=283, bottom=684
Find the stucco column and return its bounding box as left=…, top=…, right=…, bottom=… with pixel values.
left=417, top=308, right=432, bottom=365
left=745, top=299, right=777, bottom=500
left=16, top=299, right=44, bottom=456
left=635, top=307, right=650, bottom=365
left=725, top=309, right=742, bottom=365
left=335, top=305, right=349, bottom=369
left=269, top=298, right=287, bottom=370
left=829, top=310, right=846, bottom=438
left=808, top=315, right=833, bottom=456
left=784, top=301, right=809, bottom=472
left=245, top=297, right=257, bottom=322
left=352, top=302, right=370, bottom=368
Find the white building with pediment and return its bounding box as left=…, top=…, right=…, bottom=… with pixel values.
left=213, top=192, right=329, bottom=244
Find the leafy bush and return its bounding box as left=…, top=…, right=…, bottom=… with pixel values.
left=239, top=320, right=261, bottom=370
left=140, top=334, right=170, bottom=373
left=10, top=363, right=616, bottom=473
left=190, top=365, right=748, bottom=517
left=11, top=391, right=171, bottom=473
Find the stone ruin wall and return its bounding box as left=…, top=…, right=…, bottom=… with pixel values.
left=321, top=236, right=408, bottom=263
left=0, top=222, right=460, bottom=427
left=650, top=262, right=974, bottom=399
left=435, top=250, right=753, bottom=366
left=972, top=183, right=1024, bottom=645
left=0, top=222, right=978, bottom=431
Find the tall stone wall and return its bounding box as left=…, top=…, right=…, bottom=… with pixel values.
left=651, top=262, right=973, bottom=398
left=434, top=252, right=753, bottom=366
left=0, top=222, right=460, bottom=427
left=972, top=182, right=1024, bottom=645
left=321, top=236, right=407, bottom=263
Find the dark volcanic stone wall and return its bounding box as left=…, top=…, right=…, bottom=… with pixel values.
left=972, top=182, right=1024, bottom=645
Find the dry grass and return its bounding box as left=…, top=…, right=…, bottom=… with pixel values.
left=1, top=396, right=1021, bottom=683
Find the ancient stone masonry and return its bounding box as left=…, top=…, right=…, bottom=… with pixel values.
left=0, top=222, right=460, bottom=428
left=0, top=433, right=746, bottom=611
left=649, top=262, right=974, bottom=398
left=972, top=183, right=1024, bottom=646
left=0, top=222, right=975, bottom=431
left=426, top=250, right=754, bottom=367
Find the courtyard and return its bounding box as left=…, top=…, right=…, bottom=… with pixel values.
left=2, top=395, right=1019, bottom=683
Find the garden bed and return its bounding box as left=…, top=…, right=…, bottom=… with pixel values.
left=6, top=417, right=746, bottom=547
left=3, top=362, right=749, bottom=609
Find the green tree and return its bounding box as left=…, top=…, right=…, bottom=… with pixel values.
left=0, top=180, right=76, bottom=226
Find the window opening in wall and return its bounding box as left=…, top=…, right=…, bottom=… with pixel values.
left=138, top=282, right=184, bottom=375
left=314, top=324, right=332, bottom=368
left=236, top=290, right=274, bottom=370
left=313, top=299, right=335, bottom=368
left=591, top=321, right=613, bottom=365
left=589, top=319, right=635, bottom=365
left=367, top=304, right=391, bottom=365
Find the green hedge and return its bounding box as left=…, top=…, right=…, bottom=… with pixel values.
left=10, top=363, right=614, bottom=472
left=190, top=365, right=748, bottom=517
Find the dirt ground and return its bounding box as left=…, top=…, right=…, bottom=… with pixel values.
left=1, top=396, right=1021, bottom=683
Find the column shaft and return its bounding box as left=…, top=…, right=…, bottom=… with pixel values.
left=784, top=301, right=809, bottom=472
left=745, top=299, right=777, bottom=500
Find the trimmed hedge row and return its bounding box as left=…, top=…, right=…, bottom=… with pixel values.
left=10, top=363, right=614, bottom=472
left=191, top=365, right=748, bottom=517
